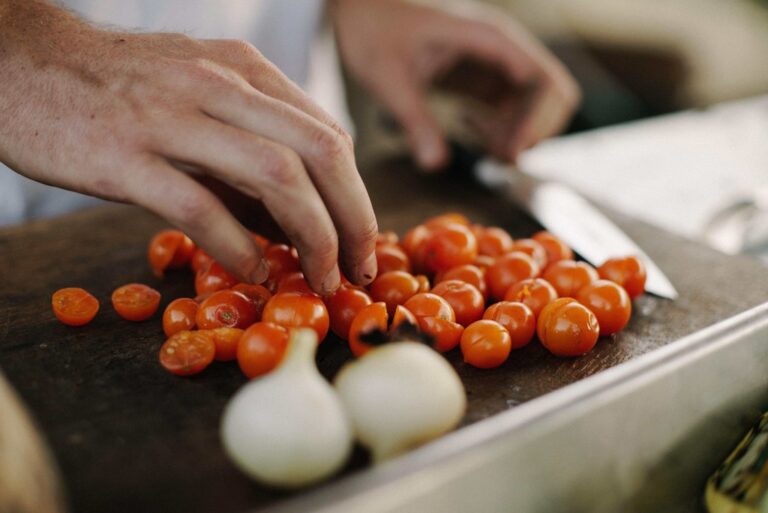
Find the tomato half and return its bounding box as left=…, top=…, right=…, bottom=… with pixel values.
left=112, top=283, right=161, bottom=322
left=483, top=301, right=535, bottom=349
left=51, top=287, right=100, bottom=327
left=577, top=280, right=632, bottom=335
left=597, top=256, right=646, bottom=299
left=148, top=229, right=195, bottom=277
left=324, top=285, right=373, bottom=340
left=162, top=297, right=198, bottom=336
left=537, top=298, right=599, bottom=357
left=262, top=293, right=330, bottom=341
left=159, top=330, right=216, bottom=376
left=196, top=290, right=259, bottom=330
left=348, top=301, right=389, bottom=357
left=460, top=320, right=512, bottom=369
left=237, top=322, right=289, bottom=378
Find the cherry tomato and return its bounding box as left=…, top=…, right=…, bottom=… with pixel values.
left=348, top=301, right=389, bottom=357
left=148, top=230, right=195, bottom=277
left=430, top=279, right=484, bottom=327
left=204, top=327, right=244, bottom=361
left=376, top=230, right=399, bottom=246
left=265, top=244, right=301, bottom=281
left=542, top=261, right=599, bottom=298
left=262, top=293, right=330, bottom=341
left=196, top=290, right=259, bottom=330
left=195, top=261, right=238, bottom=297
left=402, top=224, right=431, bottom=272
left=438, top=264, right=488, bottom=299
left=375, top=243, right=411, bottom=274
left=598, top=256, right=647, bottom=299
left=473, top=254, right=496, bottom=271
left=422, top=223, right=478, bottom=274
left=483, top=301, right=535, bottom=349
left=403, top=292, right=455, bottom=322
left=230, top=283, right=271, bottom=320
left=424, top=212, right=471, bottom=229
left=418, top=316, right=464, bottom=352
left=51, top=287, right=100, bottom=327
left=486, top=252, right=539, bottom=300
left=504, top=278, right=558, bottom=317
left=509, top=238, right=548, bottom=270
left=249, top=232, right=271, bottom=251
left=476, top=226, right=514, bottom=257
left=537, top=298, right=599, bottom=357
left=577, top=280, right=632, bottom=335
left=112, top=283, right=161, bottom=321
left=369, top=270, right=420, bottom=316
left=324, top=285, right=373, bottom=340
left=532, top=231, right=573, bottom=266
left=190, top=247, right=213, bottom=274
left=237, top=322, right=289, bottom=378
left=277, top=272, right=316, bottom=296
left=460, top=320, right=512, bottom=369
left=159, top=330, right=216, bottom=376
left=391, top=304, right=417, bottom=329
left=415, top=274, right=431, bottom=293
left=162, top=297, right=198, bottom=336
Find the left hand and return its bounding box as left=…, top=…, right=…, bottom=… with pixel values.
left=332, top=0, right=581, bottom=169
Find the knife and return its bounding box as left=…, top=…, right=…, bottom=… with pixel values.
left=474, top=158, right=679, bottom=300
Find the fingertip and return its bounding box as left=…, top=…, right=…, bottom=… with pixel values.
left=250, top=258, right=270, bottom=284
left=352, top=251, right=378, bottom=286
left=415, top=132, right=449, bottom=171
left=320, top=265, right=341, bottom=296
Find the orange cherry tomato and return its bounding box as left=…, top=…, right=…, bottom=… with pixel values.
left=162, top=297, right=198, bottom=336
left=418, top=316, right=464, bottom=352
left=415, top=274, right=431, bottom=293
left=577, top=280, right=632, bottom=335
left=375, top=243, right=411, bottom=274
left=230, top=283, right=271, bottom=320
left=597, top=256, right=647, bottom=299
left=438, top=264, right=488, bottom=298
left=262, top=293, right=330, bottom=341
left=51, top=287, right=100, bottom=327
left=277, top=271, right=316, bottom=296
left=460, top=320, right=512, bottom=369
left=430, top=279, right=484, bottom=327
left=391, top=304, right=417, bottom=329
left=195, top=261, right=238, bottom=297
left=376, top=230, right=399, bottom=246
left=532, top=231, right=574, bottom=267
left=542, top=260, right=599, bottom=298
left=112, top=283, right=161, bottom=321
left=148, top=230, right=195, bottom=277
left=264, top=244, right=301, bottom=283
left=159, top=330, right=216, bottom=376
left=237, top=322, right=289, bottom=378
left=401, top=224, right=431, bottom=272
left=204, top=327, right=244, bottom=361
left=504, top=278, right=558, bottom=318
left=196, top=290, right=259, bottom=330
left=509, top=238, right=548, bottom=270
left=422, top=223, right=478, bottom=274
left=486, top=252, right=539, bottom=300
left=403, top=292, right=455, bottom=322
left=473, top=254, right=496, bottom=271
left=190, top=247, right=213, bottom=274
left=249, top=232, right=271, bottom=251
left=476, top=226, right=514, bottom=257
left=537, top=298, right=599, bottom=357
left=483, top=301, right=535, bottom=349
left=348, top=301, right=389, bottom=357
left=324, top=285, right=373, bottom=339
left=369, top=270, right=421, bottom=316
left=424, top=212, right=471, bottom=229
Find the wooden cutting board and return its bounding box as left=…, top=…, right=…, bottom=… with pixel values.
left=1, top=158, right=767, bottom=513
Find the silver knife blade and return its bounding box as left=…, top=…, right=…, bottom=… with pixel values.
left=475, top=158, right=678, bottom=300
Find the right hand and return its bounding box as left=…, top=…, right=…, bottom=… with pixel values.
left=0, top=10, right=378, bottom=295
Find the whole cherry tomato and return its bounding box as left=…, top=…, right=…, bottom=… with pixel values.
left=190, top=247, right=213, bottom=274
left=348, top=301, right=389, bottom=357
left=486, top=252, right=539, bottom=300
left=418, top=316, right=464, bottom=352
left=148, top=229, right=195, bottom=277
left=324, top=285, right=373, bottom=340
left=376, top=230, right=399, bottom=246
left=264, top=244, right=301, bottom=290
left=532, top=231, right=574, bottom=266
left=422, top=223, right=478, bottom=274
left=375, top=243, right=411, bottom=274
left=112, top=283, right=161, bottom=322
left=249, top=232, right=271, bottom=251
left=162, top=297, right=198, bottom=336
left=159, top=330, right=216, bottom=376
left=204, top=327, right=244, bottom=361
left=537, top=298, right=599, bottom=357
left=460, top=320, right=512, bottom=369
left=483, top=301, right=535, bottom=349
left=195, top=261, right=238, bottom=297
left=473, top=254, right=496, bottom=271
left=542, top=261, right=599, bottom=298
left=424, top=212, right=471, bottom=228
left=403, top=292, right=455, bottom=322
left=51, top=287, right=100, bottom=327
left=509, top=238, right=548, bottom=270
left=577, top=280, right=632, bottom=335
left=402, top=224, right=432, bottom=273
left=437, top=264, right=487, bottom=298
left=504, top=278, right=558, bottom=317
left=430, top=280, right=485, bottom=327
left=237, top=322, right=289, bottom=378
left=369, top=270, right=420, bottom=316
left=415, top=274, right=431, bottom=293
left=262, top=293, right=330, bottom=341
left=196, top=290, right=259, bottom=330
left=476, top=226, right=514, bottom=257
left=277, top=272, right=316, bottom=296
left=597, top=256, right=647, bottom=299
left=230, top=283, right=271, bottom=320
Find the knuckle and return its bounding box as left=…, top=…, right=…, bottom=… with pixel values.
left=312, top=127, right=350, bottom=163
left=177, top=58, right=231, bottom=87
left=222, top=39, right=264, bottom=61
left=259, top=146, right=303, bottom=187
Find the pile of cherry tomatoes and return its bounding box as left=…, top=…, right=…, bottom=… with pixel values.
left=51, top=212, right=647, bottom=377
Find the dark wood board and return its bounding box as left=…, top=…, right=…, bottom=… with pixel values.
left=1, top=158, right=767, bottom=513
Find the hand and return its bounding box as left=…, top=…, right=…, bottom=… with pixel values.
left=0, top=1, right=378, bottom=295
left=332, top=0, right=581, bottom=169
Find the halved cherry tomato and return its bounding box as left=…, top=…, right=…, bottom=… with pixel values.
left=348, top=301, right=389, bottom=357
left=148, top=230, right=195, bottom=277
left=532, top=231, right=573, bottom=266
left=403, top=292, right=455, bottom=322
left=509, top=238, right=548, bottom=270
left=431, top=279, right=485, bottom=327
left=51, top=287, right=100, bottom=327
left=438, top=264, right=488, bottom=298
left=486, top=252, right=539, bottom=300
left=542, top=260, right=599, bottom=298
left=237, top=322, right=289, bottom=378
left=597, top=256, right=646, bottom=299
left=159, top=330, right=216, bottom=376
left=324, top=285, right=373, bottom=340
left=483, top=301, right=535, bottom=349
left=422, top=223, right=478, bottom=274
left=504, top=278, right=558, bottom=317
left=537, top=298, right=599, bottom=357
left=375, top=243, right=411, bottom=274
left=112, top=283, right=161, bottom=321
left=162, top=297, right=198, bottom=336
left=391, top=304, right=417, bottom=329
left=424, top=212, right=471, bottom=228
left=418, top=316, right=464, bottom=352
left=230, top=283, right=271, bottom=320
left=190, top=247, right=213, bottom=274
left=196, top=290, right=259, bottom=330
left=369, top=270, right=420, bottom=316
left=577, top=280, right=632, bottom=335
left=195, top=261, right=238, bottom=297
left=460, top=320, right=512, bottom=369
left=277, top=272, right=316, bottom=296
left=476, top=226, right=514, bottom=257
left=204, top=327, right=244, bottom=361
left=262, top=293, right=330, bottom=341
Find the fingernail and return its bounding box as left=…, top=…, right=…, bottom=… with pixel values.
left=357, top=251, right=378, bottom=285
left=250, top=258, right=270, bottom=284
left=321, top=265, right=341, bottom=295
left=416, top=133, right=442, bottom=171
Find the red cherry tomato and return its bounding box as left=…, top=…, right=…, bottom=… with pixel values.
left=51, top=287, right=100, bottom=327
left=148, top=230, right=195, bottom=277
left=577, top=280, right=632, bottom=335
left=460, top=320, right=512, bottom=369
left=537, top=298, right=599, bottom=357
left=430, top=279, right=485, bottom=327
left=504, top=278, right=558, bottom=318
left=262, top=293, right=330, bottom=341
left=159, top=330, right=216, bottom=376
left=376, top=230, right=399, bottom=246
left=375, top=243, right=411, bottom=274
left=324, top=285, right=373, bottom=340
left=422, top=223, right=478, bottom=274
left=438, top=264, right=488, bottom=299
left=204, top=327, right=244, bottom=361
left=277, top=272, right=316, bottom=296
left=190, top=247, right=213, bottom=274
left=196, top=290, right=259, bottom=330
left=195, top=261, right=238, bottom=297
left=424, top=212, right=471, bottom=228
left=230, top=283, right=271, bottom=320
left=418, top=316, right=464, bottom=352
left=533, top=231, right=574, bottom=267
left=369, top=270, right=420, bottom=316
left=415, top=274, right=431, bottom=293
left=403, top=292, right=455, bottom=322
left=237, top=322, right=289, bottom=378
left=483, top=301, right=535, bottom=349
left=486, top=252, right=539, bottom=300
left=162, top=297, right=198, bottom=336
left=249, top=232, right=271, bottom=251
left=476, top=226, right=514, bottom=257
left=264, top=244, right=301, bottom=285
left=542, top=261, right=599, bottom=298
left=597, top=256, right=647, bottom=299
left=112, top=283, right=161, bottom=322
left=348, top=301, right=389, bottom=357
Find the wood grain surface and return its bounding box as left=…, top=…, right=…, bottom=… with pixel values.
left=1, top=158, right=767, bottom=513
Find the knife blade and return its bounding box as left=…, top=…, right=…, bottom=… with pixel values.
left=474, top=158, right=678, bottom=299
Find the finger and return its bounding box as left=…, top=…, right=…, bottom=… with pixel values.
left=125, top=157, right=269, bottom=284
